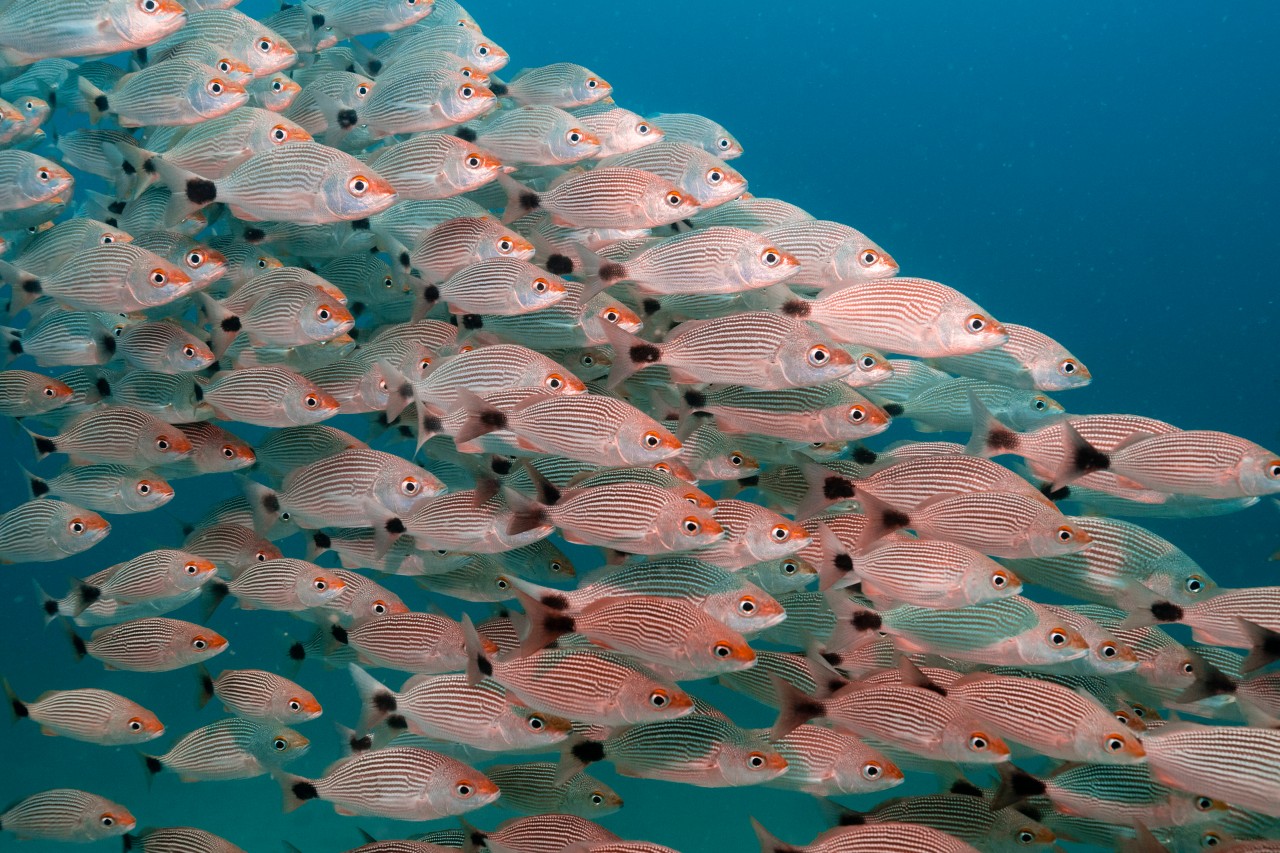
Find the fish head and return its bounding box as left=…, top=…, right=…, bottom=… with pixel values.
left=172, top=337, right=216, bottom=371
left=26, top=160, right=75, bottom=202
left=18, top=96, right=50, bottom=125
left=1138, top=554, right=1217, bottom=605
left=86, top=804, right=136, bottom=838
left=630, top=683, right=694, bottom=721
left=123, top=711, right=166, bottom=740
left=143, top=425, right=193, bottom=462
left=181, top=243, right=228, bottom=286
left=700, top=163, right=747, bottom=204
left=447, top=77, right=497, bottom=122
left=457, top=65, right=491, bottom=86
left=211, top=56, right=254, bottom=83
left=191, top=73, right=249, bottom=118
left=188, top=630, right=229, bottom=659
left=514, top=707, right=574, bottom=743
left=297, top=292, right=356, bottom=343
left=941, top=717, right=1011, bottom=764
left=1088, top=637, right=1139, bottom=674
left=1093, top=729, right=1146, bottom=763
left=646, top=184, right=701, bottom=225
left=454, top=147, right=504, bottom=187
left=714, top=132, right=744, bottom=159
left=935, top=300, right=1010, bottom=356
left=743, top=238, right=801, bottom=285
left=1238, top=448, right=1280, bottom=497
left=560, top=346, right=612, bottom=380
left=258, top=74, right=301, bottom=111
left=29, top=376, right=75, bottom=410
left=264, top=118, right=311, bottom=145
left=436, top=768, right=500, bottom=813
left=469, top=39, right=509, bottom=73
left=285, top=382, right=341, bottom=425
left=704, top=633, right=757, bottom=672
left=281, top=692, right=323, bottom=721
left=1026, top=514, right=1093, bottom=557
left=201, top=436, right=257, bottom=473
left=994, top=815, right=1056, bottom=849
left=1033, top=350, right=1092, bottom=391
left=665, top=507, right=724, bottom=551
left=1112, top=705, right=1146, bottom=733
left=576, top=72, right=612, bottom=105
left=619, top=420, right=682, bottom=466
left=694, top=446, right=758, bottom=482
left=248, top=32, right=298, bottom=77
left=173, top=554, right=218, bottom=590
left=111, top=0, right=186, bottom=45
left=322, top=166, right=397, bottom=221
left=1033, top=622, right=1090, bottom=664
left=299, top=572, right=347, bottom=607
left=748, top=557, right=817, bottom=596
left=778, top=334, right=856, bottom=387
left=264, top=727, right=310, bottom=760
left=55, top=509, right=111, bottom=552
left=537, top=363, right=587, bottom=395
left=721, top=743, right=788, bottom=786
left=974, top=566, right=1023, bottom=602
left=650, top=456, right=697, bottom=483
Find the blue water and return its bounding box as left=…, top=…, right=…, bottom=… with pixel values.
left=2, top=1, right=1278, bottom=850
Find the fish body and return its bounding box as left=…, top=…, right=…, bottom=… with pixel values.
left=0, top=788, right=135, bottom=842
left=0, top=0, right=185, bottom=65
left=5, top=684, right=163, bottom=744
left=145, top=717, right=308, bottom=781
left=0, top=499, right=109, bottom=562
left=203, top=668, right=321, bottom=724
left=78, top=617, right=227, bottom=671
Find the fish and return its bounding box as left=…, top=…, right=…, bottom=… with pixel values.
left=330, top=613, right=470, bottom=674
left=364, top=135, right=503, bottom=200
left=583, top=226, right=801, bottom=294
left=0, top=0, right=185, bottom=65
left=198, top=668, right=321, bottom=724
left=1142, top=724, right=1280, bottom=818
left=201, top=366, right=341, bottom=426
left=144, top=717, right=309, bottom=782
left=0, top=788, right=135, bottom=842
left=80, top=59, right=248, bottom=127
left=22, top=463, right=174, bottom=514
left=601, top=141, right=745, bottom=210
left=575, top=106, right=663, bottom=157
left=71, top=617, right=227, bottom=672
left=28, top=405, right=193, bottom=466
left=467, top=104, right=601, bottom=166
left=926, top=322, right=1091, bottom=391
left=0, top=498, right=109, bottom=563
left=4, top=682, right=164, bottom=744
left=752, top=817, right=983, bottom=853
left=650, top=112, right=742, bottom=158
left=149, top=8, right=297, bottom=78
left=505, top=63, right=611, bottom=108
left=497, top=167, right=700, bottom=229
left=2, top=241, right=195, bottom=314
left=119, top=826, right=246, bottom=853
left=483, top=763, right=622, bottom=817
left=225, top=557, right=347, bottom=612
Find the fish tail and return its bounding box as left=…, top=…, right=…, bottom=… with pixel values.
left=408, top=275, right=440, bottom=323
left=310, top=86, right=359, bottom=144
left=825, top=593, right=886, bottom=652
left=501, top=485, right=549, bottom=538
left=68, top=578, right=102, bottom=617
left=496, top=172, right=539, bottom=224
left=1239, top=618, right=1280, bottom=673
left=0, top=327, right=21, bottom=368
left=0, top=259, right=42, bottom=315
left=1175, top=652, right=1238, bottom=705
left=99, top=139, right=158, bottom=200
left=750, top=817, right=802, bottom=853
left=286, top=634, right=312, bottom=677
left=768, top=675, right=826, bottom=739
left=199, top=579, right=229, bottom=623
left=990, top=763, right=1046, bottom=811
left=461, top=614, right=494, bottom=687
left=451, top=388, right=508, bottom=445
left=237, top=475, right=282, bottom=537
left=963, top=389, right=1023, bottom=458
left=334, top=721, right=375, bottom=756
left=195, top=663, right=214, bottom=709
left=553, top=736, right=605, bottom=786
left=77, top=76, right=109, bottom=124
left=123, top=832, right=137, bottom=851
left=32, top=580, right=61, bottom=626
left=413, top=399, right=446, bottom=457
left=138, top=751, right=164, bottom=788
left=305, top=530, right=333, bottom=562
left=3, top=677, right=27, bottom=723
left=600, top=320, right=659, bottom=387
left=377, top=359, right=415, bottom=425
left=62, top=619, right=86, bottom=661
left=196, top=292, right=241, bottom=358
left=347, top=663, right=396, bottom=734
left=849, top=489, right=909, bottom=553
left=812, top=521, right=857, bottom=592
left=17, top=462, right=48, bottom=501
left=1119, top=600, right=1182, bottom=631
left=796, top=461, right=857, bottom=520
left=1048, top=419, right=1112, bottom=491
left=511, top=587, right=575, bottom=655
left=275, top=770, right=319, bottom=813
left=146, top=154, right=217, bottom=227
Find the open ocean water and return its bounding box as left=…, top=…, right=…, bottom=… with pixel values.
left=1, top=1, right=1277, bottom=850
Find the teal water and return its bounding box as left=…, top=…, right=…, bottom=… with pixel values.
left=2, top=2, right=1278, bottom=851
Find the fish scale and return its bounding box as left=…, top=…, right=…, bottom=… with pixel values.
left=479, top=392, right=676, bottom=465
left=82, top=617, right=224, bottom=672
left=13, top=218, right=132, bottom=275
left=0, top=789, right=134, bottom=842
left=101, top=371, right=206, bottom=422
left=202, top=366, right=336, bottom=426
left=147, top=717, right=305, bottom=780
left=855, top=455, right=1048, bottom=510
left=118, top=826, right=245, bottom=853
left=340, top=613, right=466, bottom=673
left=356, top=69, right=492, bottom=135
left=408, top=490, right=546, bottom=553
left=545, top=482, right=708, bottom=546
left=1144, top=725, right=1280, bottom=817
left=719, top=651, right=823, bottom=707
left=226, top=558, right=342, bottom=611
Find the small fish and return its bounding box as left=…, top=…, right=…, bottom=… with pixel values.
left=279, top=746, right=498, bottom=820
left=409, top=216, right=535, bottom=283
left=1134, top=588, right=1280, bottom=670
left=829, top=536, right=1022, bottom=609
left=225, top=558, right=346, bottom=612
left=28, top=405, right=193, bottom=466
left=2, top=241, right=195, bottom=315
left=377, top=26, right=508, bottom=75
left=585, top=227, right=800, bottom=294
left=5, top=682, right=164, bottom=744
left=119, top=826, right=246, bottom=853
left=302, top=0, right=431, bottom=37
left=116, top=320, right=215, bottom=373
left=927, top=322, right=1091, bottom=391
left=576, top=106, right=663, bottom=157
left=752, top=816, right=983, bottom=853
left=505, top=62, right=611, bottom=108
left=498, top=168, right=699, bottom=229
left=201, top=366, right=341, bottom=426
left=248, top=72, right=301, bottom=111
left=1142, top=723, right=1280, bottom=818
left=650, top=112, right=742, bottom=159
left=0, top=788, right=135, bottom=842
left=682, top=384, right=890, bottom=444
left=484, top=763, right=622, bottom=817
left=336, top=69, right=496, bottom=138
left=0, top=499, right=109, bottom=563
left=602, top=142, right=746, bottom=210
left=0, top=0, right=185, bottom=65
left=763, top=724, right=903, bottom=796
left=431, top=256, right=568, bottom=315
left=469, top=104, right=602, bottom=166
left=364, top=135, right=503, bottom=200
left=144, top=717, right=308, bottom=782
left=330, top=613, right=470, bottom=674
left=72, top=617, right=227, bottom=672
left=81, top=59, right=248, bottom=127
left=198, top=668, right=320, bottom=724
left=151, top=9, right=297, bottom=78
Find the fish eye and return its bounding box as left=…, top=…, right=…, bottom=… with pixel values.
left=372, top=601, right=388, bottom=615
left=184, top=562, right=199, bottom=574
left=807, top=345, right=830, bottom=366
left=591, top=793, right=604, bottom=804
left=1181, top=660, right=1196, bottom=675
left=532, top=278, right=549, bottom=293
left=401, top=477, right=420, bottom=494
left=761, top=249, right=781, bottom=266
left=1056, top=526, right=1074, bottom=542
left=1017, top=831, right=1035, bottom=845
left=738, top=597, right=756, bottom=614
left=272, top=80, right=284, bottom=92
left=1060, top=359, right=1078, bottom=375
left=288, top=699, right=301, bottom=711
left=1185, top=576, right=1204, bottom=593
left=666, top=192, right=683, bottom=206
left=182, top=345, right=197, bottom=358
left=37, top=168, right=51, bottom=181
left=717, top=137, right=730, bottom=149
left=256, top=551, right=269, bottom=562
left=313, top=579, right=327, bottom=590
left=1131, top=705, right=1147, bottom=718
left=1100, top=642, right=1118, bottom=658
left=466, top=155, right=482, bottom=168
left=747, top=752, right=766, bottom=768
left=303, top=394, right=320, bottom=408
left=603, top=308, right=621, bottom=323
left=207, top=80, right=225, bottom=96
left=498, top=238, right=514, bottom=252
left=637, top=123, right=650, bottom=134
left=150, top=269, right=168, bottom=285
left=317, top=306, right=332, bottom=321
left=1201, top=833, right=1223, bottom=848
left=378, top=379, right=388, bottom=391
left=258, top=38, right=273, bottom=52
left=968, top=734, right=989, bottom=751
left=101, top=235, right=116, bottom=244
left=770, top=525, right=790, bottom=542
left=1033, top=397, right=1048, bottom=411
left=550, top=560, right=564, bottom=573
left=69, top=519, right=86, bottom=534
left=707, top=169, right=723, bottom=184
left=643, top=431, right=662, bottom=448
left=848, top=405, right=867, bottom=423
left=186, top=251, right=204, bottom=267
left=730, top=453, right=744, bottom=466
left=682, top=517, right=701, bottom=534
left=586, top=78, right=599, bottom=89
left=477, top=45, right=490, bottom=56
left=128, top=718, right=143, bottom=731
left=782, top=561, right=798, bottom=575
left=348, top=176, right=370, bottom=195
left=156, top=437, right=171, bottom=450
left=859, top=249, right=878, bottom=266
left=273, top=738, right=287, bottom=751
left=100, top=814, right=115, bottom=827
left=271, top=126, right=289, bottom=142
left=382, top=276, right=394, bottom=288
left=1048, top=629, right=1068, bottom=646
left=218, top=60, right=231, bottom=72
left=192, top=637, right=208, bottom=650
left=459, top=85, right=475, bottom=99
left=139, top=0, right=157, bottom=10
left=455, top=782, right=474, bottom=797
left=580, top=354, right=595, bottom=366
left=544, top=373, right=564, bottom=390
left=862, top=762, right=882, bottom=779
left=1104, top=735, right=1125, bottom=752
left=257, top=257, right=270, bottom=268
left=648, top=690, right=669, bottom=707
left=966, top=314, right=988, bottom=332
left=713, top=642, right=732, bottom=658
left=356, top=84, right=370, bottom=97
left=1195, top=796, right=1215, bottom=811
left=527, top=714, right=545, bottom=730
left=42, top=385, right=56, bottom=396
left=221, top=445, right=236, bottom=458
left=991, top=570, right=1009, bottom=589
left=1267, top=460, right=1280, bottom=479
left=495, top=578, right=509, bottom=590
left=567, top=129, right=583, bottom=144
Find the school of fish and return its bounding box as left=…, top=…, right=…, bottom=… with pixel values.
left=1, top=0, right=1279, bottom=851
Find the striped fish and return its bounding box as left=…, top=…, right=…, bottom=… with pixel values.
left=458, top=814, right=619, bottom=853
left=159, top=421, right=256, bottom=478
left=589, top=226, right=799, bottom=294
left=414, top=343, right=585, bottom=412
left=497, top=167, right=698, bottom=229
left=0, top=499, right=109, bottom=563
left=673, top=421, right=761, bottom=481
left=683, top=383, right=890, bottom=443
left=435, top=256, right=567, bottom=315
left=466, top=281, right=643, bottom=349
left=248, top=72, right=300, bottom=112
left=131, top=108, right=311, bottom=185
left=182, top=523, right=282, bottom=578
left=301, top=0, right=430, bottom=37
left=650, top=112, right=742, bottom=159
left=484, top=763, right=622, bottom=816
left=200, top=668, right=321, bottom=724
left=23, top=463, right=173, bottom=514
left=308, top=569, right=408, bottom=625
left=405, top=487, right=552, bottom=554
left=279, top=746, right=498, bottom=820
left=0, top=369, right=73, bottom=416
left=752, top=817, right=982, bottom=853
left=342, top=68, right=495, bottom=138
left=576, top=106, right=662, bottom=157
left=93, top=370, right=209, bottom=423
left=688, top=196, right=812, bottom=230
left=226, top=558, right=346, bottom=612
left=73, top=549, right=215, bottom=611
left=786, top=276, right=1010, bottom=357
left=763, top=724, right=903, bottom=796
left=144, top=717, right=308, bottom=781
left=74, top=617, right=227, bottom=672
left=9, top=218, right=132, bottom=276
left=0, top=788, right=135, bottom=842
left=897, top=377, right=1063, bottom=434
left=5, top=682, right=163, bottom=744
left=0, top=0, right=184, bottom=63
left=116, top=320, right=214, bottom=373
left=409, top=217, right=534, bottom=284
left=202, top=366, right=340, bottom=427
left=854, top=792, right=1056, bottom=851
left=150, top=9, right=296, bottom=78
left=120, top=826, right=245, bottom=853
left=927, top=322, right=1091, bottom=391
left=377, top=26, right=508, bottom=74
left=505, top=62, right=611, bottom=108
left=690, top=499, right=808, bottom=570
left=30, top=405, right=193, bottom=466
left=1140, top=587, right=1280, bottom=666
left=1072, top=429, right=1280, bottom=500
left=843, top=538, right=1020, bottom=609
left=128, top=230, right=228, bottom=289
left=463, top=616, right=693, bottom=725
left=471, top=104, right=601, bottom=166
left=283, top=71, right=372, bottom=134
left=3, top=242, right=194, bottom=314
left=4, top=312, right=117, bottom=373
left=1143, top=724, right=1280, bottom=817
left=82, top=59, right=247, bottom=127
left=348, top=666, right=571, bottom=752
left=601, top=141, right=745, bottom=210
left=204, top=281, right=353, bottom=354
left=332, top=613, right=468, bottom=674
left=1038, top=603, right=1139, bottom=676
left=606, top=311, right=855, bottom=390
left=365, top=135, right=502, bottom=200
left=946, top=671, right=1145, bottom=762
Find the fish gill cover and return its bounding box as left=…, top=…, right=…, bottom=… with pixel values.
left=0, top=0, right=1278, bottom=851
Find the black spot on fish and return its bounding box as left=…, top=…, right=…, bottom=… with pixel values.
left=349, top=733, right=373, bottom=751
left=833, top=553, right=853, bottom=574
left=823, top=476, right=855, bottom=500
left=337, top=109, right=358, bottom=129
left=192, top=382, right=203, bottom=402
left=1010, top=770, right=1046, bottom=798
left=835, top=812, right=866, bottom=826
left=1073, top=442, right=1110, bottom=474
left=598, top=262, right=626, bottom=283
left=104, top=217, right=118, bottom=226
left=120, top=160, right=135, bottom=176
left=737, top=475, right=759, bottom=487
left=641, top=298, right=662, bottom=316
left=70, top=633, right=86, bottom=659
left=1204, top=669, right=1238, bottom=694
left=386, top=715, right=407, bottom=731
left=1016, top=805, right=1044, bottom=822
left=453, top=126, right=477, bottom=142
left=21, top=279, right=41, bottom=294
left=1151, top=601, right=1183, bottom=622
left=385, top=518, right=405, bottom=534
left=350, top=218, right=370, bottom=230
left=852, top=446, right=878, bottom=464
left=291, top=781, right=319, bottom=801
left=288, top=642, right=306, bottom=661
left=144, top=757, right=163, bottom=775
left=185, top=179, right=217, bottom=204
left=572, top=740, right=605, bottom=764
left=367, top=59, right=383, bottom=75
left=540, top=593, right=569, bottom=610
left=489, top=82, right=508, bottom=97
left=950, top=780, right=984, bottom=798
left=7, top=339, right=22, bottom=355
left=134, top=47, right=147, bottom=64
left=330, top=624, right=349, bottom=645
left=9, top=696, right=27, bottom=718
left=883, top=509, right=910, bottom=529
left=479, top=410, right=507, bottom=429
left=142, top=158, right=156, bottom=175
left=469, top=830, right=488, bottom=847
left=629, top=343, right=661, bottom=364
left=490, top=457, right=512, bottom=476
left=545, top=254, right=573, bottom=275
left=518, top=191, right=539, bottom=211
left=93, top=94, right=109, bottom=113
left=243, top=227, right=265, bottom=243
left=199, top=670, right=214, bottom=696
left=107, top=201, right=127, bottom=214
left=310, top=12, right=324, bottom=27
left=396, top=251, right=410, bottom=269
left=311, top=531, right=331, bottom=550
left=684, top=390, right=707, bottom=408
left=423, top=284, right=440, bottom=303
left=101, top=334, right=116, bottom=355
left=220, top=316, right=242, bottom=332
left=545, top=614, right=575, bottom=634
left=262, top=494, right=280, bottom=513
left=395, top=382, right=412, bottom=400
left=541, top=481, right=561, bottom=505
left=1040, top=483, right=1070, bottom=501
left=349, top=301, right=365, bottom=317
left=46, top=90, right=56, bottom=108
left=79, top=585, right=100, bottom=605
left=920, top=680, right=947, bottom=697
left=462, top=314, right=484, bottom=330
left=987, top=428, right=1018, bottom=451
left=421, top=414, right=443, bottom=432
left=476, top=654, right=493, bottom=677
left=780, top=299, right=811, bottom=318
left=373, top=691, right=396, bottom=712
left=851, top=610, right=882, bottom=632
left=29, top=478, right=49, bottom=497
left=883, top=403, right=904, bottom=417
left=34, top=437, right=56, bottom=455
